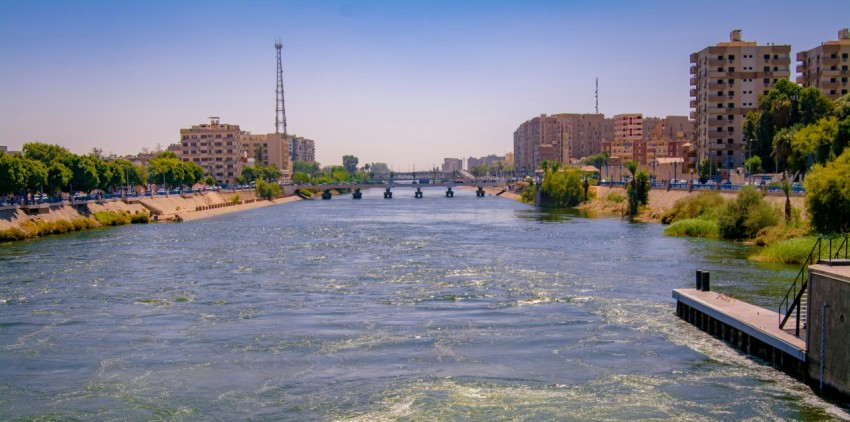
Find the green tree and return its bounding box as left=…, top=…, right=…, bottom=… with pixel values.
left=624, top=160, right=650, bottom=218
left=65, top=155, right=100, bottom=192
left=744, top=81, right=835, bottom=173
left=771, top=126, right=797, bottom=177
left=584, top=152, right=609, bottom=171
left=0, top=154, right=28, bottom=196
left=256, top=178, right=282, bottom=200
left=22, top=159, right=48, bottom=193
left=804, top=149, right=850, bottom=233
left=22, top=142, right=70, bottom=165
left=744, top=156, right=763, bottom=175
left=471, top=164, right=490, bottom=177
left=789, top=116, right=839, bottom=177
left=204, top=176, right=217, bottom=186
left=293, top=161, right=321, bottom=177
left=539, top=167, right=587, bottom=207
left=46, top=162, right=72, bottom=195
left=292, top=171, right=311, bottom=184
left=342, top=155, right=359, bottom=174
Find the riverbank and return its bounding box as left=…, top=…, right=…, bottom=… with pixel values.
left=581, top=186, right=805, bottom=223
left=0, top=191, right=301, bottom=242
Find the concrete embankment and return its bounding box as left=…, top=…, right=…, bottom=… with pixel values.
left=0, top=191, right=301, bottom=239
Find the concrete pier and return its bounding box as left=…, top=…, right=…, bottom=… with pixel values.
left=673, top=288, right=806, bottom=377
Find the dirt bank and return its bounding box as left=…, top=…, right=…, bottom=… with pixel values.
left=583, top=186, right=806, bottom=222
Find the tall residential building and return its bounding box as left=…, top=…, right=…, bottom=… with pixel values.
left=690, top=30, right=791, bottom=168
left=242, top=132, right=292, bottom=180
left=513, top=113, right=612, bottom=174
left=796, top=29, right=850, bottom=100
left=467, top=154, right=506, bottom=171
left=442, top=158, right=462, bottom=173
left=290, top=136, right=316, bottom=163
left=179, top=117, right=245, bottom=186
left=613, top=113, right=643, bottom=143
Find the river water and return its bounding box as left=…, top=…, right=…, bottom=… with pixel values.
left=1, top=187, right=847, bottom=420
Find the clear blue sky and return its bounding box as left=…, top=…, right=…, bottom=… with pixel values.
left=1, top=0, right=847, bottom=169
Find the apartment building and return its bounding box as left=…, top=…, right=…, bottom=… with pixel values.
left=179, top=117, right=245, bottom=186
left=241, top=132, right=292, bottom=180
left=513, top=113, right=612, bottom=174
left=690, top=30, right=791, bottom=168
left=467, top=154, right=506, bottom=171
left=290, top=136, right=316, bottom=163
left=442, top=158, right=462, bottom=173
left=796, top=28, right=850, bottom=100
left=602, top=115, right=693, bottom=165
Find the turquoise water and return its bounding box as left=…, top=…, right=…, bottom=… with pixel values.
left=1, top=187, right=847, bottom=420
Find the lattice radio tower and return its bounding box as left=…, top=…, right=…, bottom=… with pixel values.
left=275, top=41, right=288, bottom=135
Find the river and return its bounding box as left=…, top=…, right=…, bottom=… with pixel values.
left=1, top=187, right=847, bottom=420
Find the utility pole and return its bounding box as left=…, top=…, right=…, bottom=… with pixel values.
left=275, top=41, right=287, bottom=135
left=595, top=77, right=598, bottom=114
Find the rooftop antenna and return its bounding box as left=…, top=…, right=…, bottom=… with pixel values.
left=275, top=40, right=288, bottom=135
left=595, top=77, right=599, bottom=114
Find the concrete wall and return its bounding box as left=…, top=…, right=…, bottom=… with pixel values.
left=807, top=264, right=850, bottom=400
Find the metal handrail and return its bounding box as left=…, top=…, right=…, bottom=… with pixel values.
left=778, top=234, right=849, bottom=336
left=778, top=238, right=821, bottom=335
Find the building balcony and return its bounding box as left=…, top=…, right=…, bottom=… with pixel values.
left=690, top=66, right=698, bottom=75
left=796, top=52, right=807, bottom=61
left=796, top=64, right=806, bottom=73
left=690, top=111, right=697, bottom=119
left=823, top=57, right=840, bottom=66
left=708, top=70, right=725, bottom=78
left=795, top=76, right=806, bottom=84
left=708, top=58, right=724, bottom=66
left=690, top=53, right=698, bottom=64
left=822, top=81, right=841, bottom=89
left=690, top=76, right=697, bottom=86
left=773, top=69, right=790, bottom=77
left=690, top=100, right=697, bottom=108
left=690, top=88, right=698, bottom=97
left=708, top=81, right=725, bottom=90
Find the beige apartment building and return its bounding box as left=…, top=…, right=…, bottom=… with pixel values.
left=690, top=30, right=791, bottom=168
left=179, top=117, right=245, bottom=186
left=513, top=113, right=612, bottom=174
left=602, top=115, right=693, bottom=166
left=442, top=158, right=462, bottom=173
left=290, top=136, right=316, bottom=163
left=241, top=132, right=292, bottom=181
left=797, top=28, right=850, bottom=100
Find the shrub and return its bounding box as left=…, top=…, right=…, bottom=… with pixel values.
left=664, top=218, right=720, bottom=238
left=0, top=227, right=27, bottom=242
left=750, top=236, right=820, bottom=264
left=92, top=210, right=131, bottom=226
left=256, top=179, right=282, bottom=200
left=805, top=149, right=850, bottom=233
left=661, top=192, right=726, bottom=224
left=72, top=217, right=97, bottom=231
left=520, top=183, right=535, bottom=203
left=229, top=194, right=241, bottom=204
left=717, top=186, right=780, bottom=239
left=753, top=224, right=809, bottom=246
left=606, top=191, right=625, bottom=203
left=130, top=213, right=150, bottom=224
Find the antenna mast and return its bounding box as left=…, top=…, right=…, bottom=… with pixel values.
left=275, top=41, right=288, bottom=135
left=595, top=77, right=598, bottom=114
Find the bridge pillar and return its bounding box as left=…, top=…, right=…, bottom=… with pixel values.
left=415, top=187, right=423, bottom=198
left=476, top=187, right=485, bottom=197
left=352, top=188, right=362, bottom=199
left=321, top=189, right=332, bottom=200
left=446, top=187, right=453, bottom=197
left=383, top=188, right=392, bottom=199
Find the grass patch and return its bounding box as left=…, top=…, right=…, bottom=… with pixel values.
left=661, top=191, right=726, bottom=224
left=750, top=236, right=819, bottom=264
left=130, top=213, right=150, bottom=224
left=0, top=227, right=27, bottom=242
left=663, top=218, right=720, bottom=238
left=605, top=191, right=625, bottom=203
left=92, top=210, right=131, bottom=226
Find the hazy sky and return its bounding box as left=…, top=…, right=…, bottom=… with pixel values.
left=1, top=1, right=847, bottom=168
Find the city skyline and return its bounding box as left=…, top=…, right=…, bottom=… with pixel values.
left=1, top=0, right=846, bottom=168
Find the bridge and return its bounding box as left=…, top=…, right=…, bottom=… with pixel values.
left=283, top=181, right=508, bottom=200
